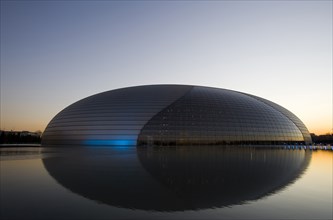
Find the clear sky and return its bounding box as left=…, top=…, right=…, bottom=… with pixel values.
left=0, top=1, right=332, bottom=135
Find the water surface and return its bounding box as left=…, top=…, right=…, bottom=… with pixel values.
left=0, top=146, right=332, bottom=219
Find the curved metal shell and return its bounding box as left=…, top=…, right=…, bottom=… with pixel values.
left=42, top=85, right=312, bottom=146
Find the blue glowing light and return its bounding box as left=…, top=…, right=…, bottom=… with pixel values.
left=84, top=139, right=136, bottom=147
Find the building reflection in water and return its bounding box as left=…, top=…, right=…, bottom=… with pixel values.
left=42, top=146, right=311, bottom=211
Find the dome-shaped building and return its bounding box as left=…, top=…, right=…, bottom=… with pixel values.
left=42, top=85, right=312, bottom=146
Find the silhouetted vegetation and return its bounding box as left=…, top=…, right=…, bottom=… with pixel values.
left=0, top=130, right=41, bottom=145
left=310, top=133, right=333, bottom=145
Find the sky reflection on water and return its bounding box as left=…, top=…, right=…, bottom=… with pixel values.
left=0, top=146, right=332, bottom=219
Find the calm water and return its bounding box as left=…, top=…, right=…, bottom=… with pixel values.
left=0, top=146, right=332, bottom=220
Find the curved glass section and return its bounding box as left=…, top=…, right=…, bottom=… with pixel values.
left=244, top=94, right=312, bottom=144
left=138, top=86, right=310, bottom=145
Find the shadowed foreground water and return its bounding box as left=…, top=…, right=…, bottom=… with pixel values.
left=0, top=146, right=332, bottom=219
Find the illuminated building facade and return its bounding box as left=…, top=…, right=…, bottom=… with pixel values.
left=42, top=85, right=312, bottom=146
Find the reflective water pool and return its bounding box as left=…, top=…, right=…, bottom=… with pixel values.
left=0, top=147, right=332, bottom=219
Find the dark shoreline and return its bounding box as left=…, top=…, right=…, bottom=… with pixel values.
left=0, top=144, right=41, bottom=147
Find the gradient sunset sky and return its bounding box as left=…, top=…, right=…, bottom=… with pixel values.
left=1, top=1, right=332, bottom=135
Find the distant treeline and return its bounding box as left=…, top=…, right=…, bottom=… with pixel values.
left=310, top=133, right=333, bottom=145
left=0, top=130, right=41, bottom=144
